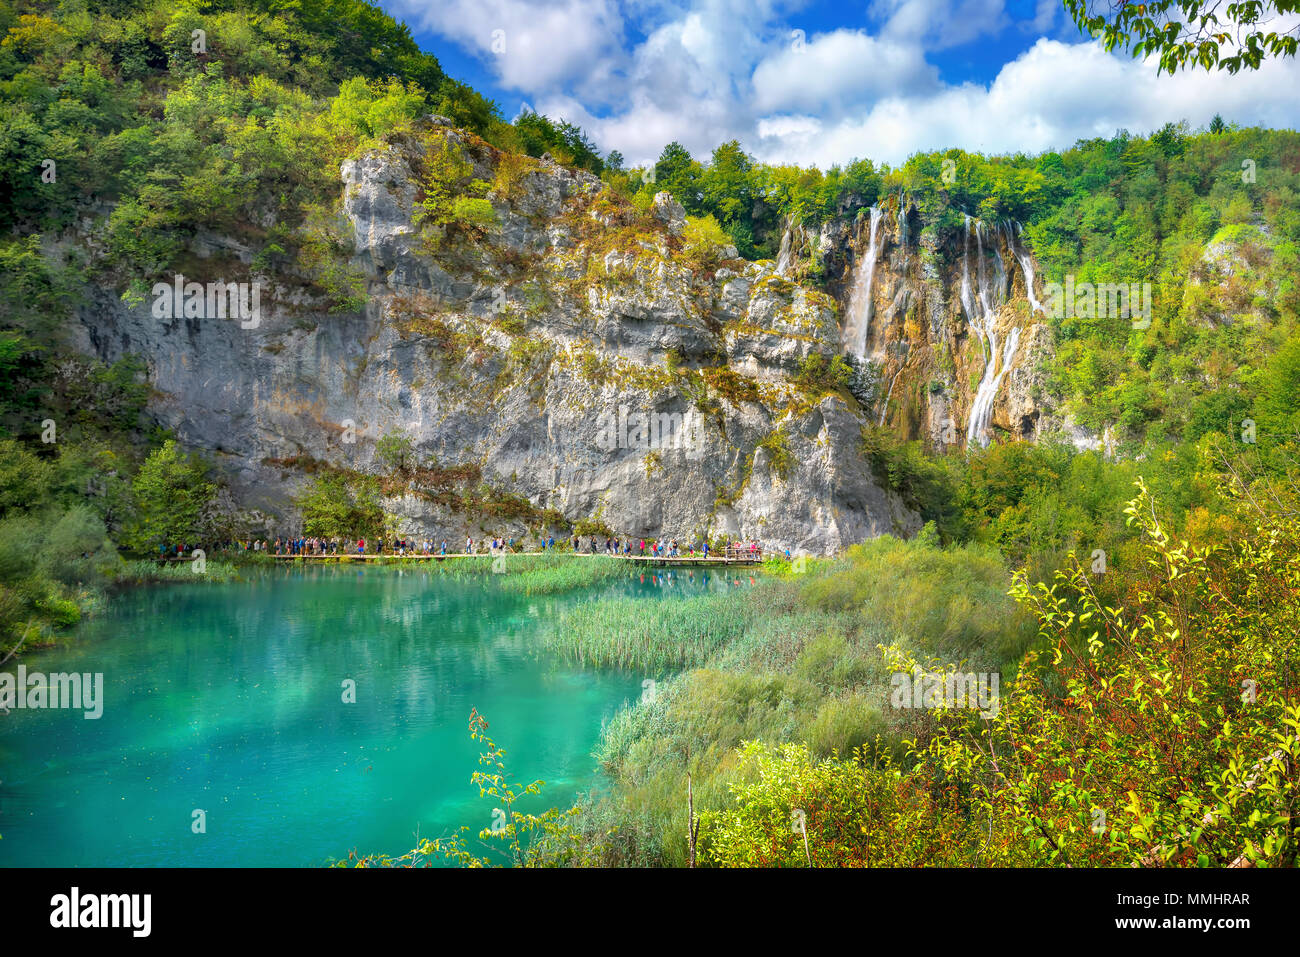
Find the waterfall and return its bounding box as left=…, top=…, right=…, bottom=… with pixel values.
left=775, top=232, right=792, bottom=276
left=966, top=325, right=1021, bottom=448
left=775, top=219, right=797, bottom=276
left=959, top=214, right=979, bottom=343
left=973, top=219, right=1005, bottom=328
left=878, top=363, right=905, bottom=427
left=961, top=216, right=1021, bottom=448
left=1004, top=220, right=1044, bottom=314
left=842, top=206, right=885, bottom=359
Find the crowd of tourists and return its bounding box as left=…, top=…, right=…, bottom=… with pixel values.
left=567, top=536, right=763, bottom=558
left=264, top=537, right=455, bottom=556
left=153, top=535, right=768, bottom=559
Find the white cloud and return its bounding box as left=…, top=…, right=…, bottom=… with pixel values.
left=388, top=0, right=627, bottom=94
left=1028, top=0, right=1061, bottom=34
left=751, top=29, right=939, bottom=114
left=870, top=0, right=1009, bottom=50
left=748, top=38, right=1300, bottom=168
left=399, top=0, right=1300, bottom=169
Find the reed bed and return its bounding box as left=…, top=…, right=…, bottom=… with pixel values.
left=117, top=560, right=243, bottom=584
left=369, top=552, right=631, bottom=594
left=565, top=538, right=1037, bottom=866
left=496, top=555, right=629, bottom=595
left=548, top=592, right=751, bottom=670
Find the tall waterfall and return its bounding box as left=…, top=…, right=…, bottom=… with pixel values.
left=842, top=206, right=885, bottom=359
left=959, top=214, right=979, bottom=349
left=775, top=219, right=798, bottom=276
left=961, top=216, right=1021, bottom=448
left=967, top=325, right=1021, bottom=447
left=775, top=231, right=792, bottom=276
left=1003, top=220, right=1044, bottom=314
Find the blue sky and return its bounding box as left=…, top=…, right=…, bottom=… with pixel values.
left=378, top=0, right=1300, bottom=168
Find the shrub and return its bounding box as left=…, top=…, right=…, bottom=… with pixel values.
left=791, top=352, right=853, bottom=397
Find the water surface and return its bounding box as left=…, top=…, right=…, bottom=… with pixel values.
left=0, top=565, right=739, bottom=867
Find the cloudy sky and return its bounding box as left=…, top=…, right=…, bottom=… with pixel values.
left=379, top=0, right=1300, bottom=169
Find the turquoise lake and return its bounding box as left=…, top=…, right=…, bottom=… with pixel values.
left=0, top=564, right=747, bottom=867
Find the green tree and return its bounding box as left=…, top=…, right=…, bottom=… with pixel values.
left=1064, top=0, right=1300, bottom=74
left=792, top=352, right=854, bottom=396
left=924, top=478, right=1300, bottom=866
left=703, top=740, right=984, bottom=866
left=510, top=111, right=603, bottom=173
left=699, top=140, right=756, bottom=238
left=127, top=440, right=216, bottom=550
left=375, top=430, right=414, bottom=474
left=295, top=472, right=386, bottom=539
left=653, top=141, right=703, bottom=213
left=0, top=437, right=53, bottom=515
left=1252, top=334, right=1300, bottom=457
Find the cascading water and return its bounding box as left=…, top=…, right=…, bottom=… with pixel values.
left=974, top=219, right=1006, bottom=324
left=775, top=218, right=800, bottom=276
left=961, top=216, right=1022, bottom=448
left=842, top=206, right=885, bottom=359
left=966, top=325, right=1021, bottom=447
left=775, top=229, right=793, bottom=276
left=1004, top=220, right=1044, bottom=314
left=878, top=365, right=905, bottom=427
left=959, top=214, right=979, bottom=350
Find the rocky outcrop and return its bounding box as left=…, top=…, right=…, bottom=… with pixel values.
left=68, top=123, right=919, bottom=554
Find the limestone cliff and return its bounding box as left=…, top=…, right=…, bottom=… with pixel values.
left=69, top=120, right=920, bottom=554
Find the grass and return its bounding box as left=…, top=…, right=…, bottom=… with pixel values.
left=559, top=533, right=1039, bottom=866
left=356, top=552, right=634, bottom=595
left=116, top=560, right=244, bottom=584
left=496, top=554, right=630, bottom=595
left=547, top=591, right=752, bottom=670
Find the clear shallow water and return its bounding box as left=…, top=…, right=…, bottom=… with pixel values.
left=0, top=565, right=750, bottom=867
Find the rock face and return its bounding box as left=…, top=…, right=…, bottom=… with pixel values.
left=69, top=124, right=920, bottom=553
